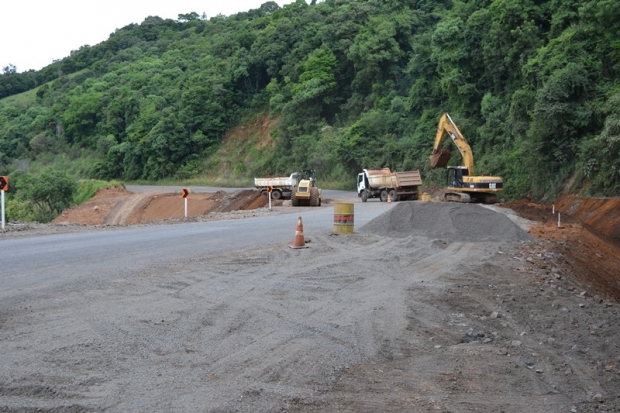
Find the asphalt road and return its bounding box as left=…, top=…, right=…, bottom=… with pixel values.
left=0, top=196, right=391, bottom=301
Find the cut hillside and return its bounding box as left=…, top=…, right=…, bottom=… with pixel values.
left=204, top=112, right=280, bottom=180
left=502, top=197, right=620, bottom=301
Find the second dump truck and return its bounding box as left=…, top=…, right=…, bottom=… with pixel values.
left=254, top=172, right=301, bottom=199
left=357, top=168, right=423, bottom=202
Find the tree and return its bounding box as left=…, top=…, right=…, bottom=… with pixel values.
left=2, top=64, right=17, bottom=74
left=8, top=170, right=77, bottom=222
left=178, top=12, right=200, bottom=22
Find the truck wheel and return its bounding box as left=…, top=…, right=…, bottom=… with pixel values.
left=272, top=190, right=282, bottom=200
left=380, top=190, right=388, bottom=202
left=260, top=190, right=268, bottom=197
left=361, top=190, right=368, bottom=202
left=389, top=189, right=399, bottom=202
left=310, top=188, right=319, bottom=206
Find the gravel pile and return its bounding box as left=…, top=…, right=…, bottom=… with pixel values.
left=360, top=202, right=530, bottom=242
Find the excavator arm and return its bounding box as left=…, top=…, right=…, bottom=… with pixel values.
left=430, top=113, right=474, bottom=175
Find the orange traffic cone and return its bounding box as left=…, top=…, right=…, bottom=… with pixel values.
left=387, top=194, right=392, bottom=203
left=290, top=216, right=308, bottom=249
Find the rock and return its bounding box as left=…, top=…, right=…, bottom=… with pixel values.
left=490, top=311, right=499, bottom=319
left=511, top=340, right=522, bottom=347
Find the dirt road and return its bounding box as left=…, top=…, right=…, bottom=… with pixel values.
left=1, top=200, right=619, bottom=412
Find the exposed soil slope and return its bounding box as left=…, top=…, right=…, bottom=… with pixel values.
left=52, top=186, right=275, bottom=226
left=502, top=197, right=620, bottom=301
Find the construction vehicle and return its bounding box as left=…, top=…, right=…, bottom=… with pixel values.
left=254, top=171, right=301, bottom=199
left=357, top=168, right=423, bottom=202
left=430, top=113, right=503, bottom=203
left=291, top=169, right=322, bottom=207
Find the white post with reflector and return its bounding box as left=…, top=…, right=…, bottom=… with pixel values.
left=0, top=176, right=8, bottom=230
left=267, top=186, right=273, bottom=211
left=181, top=188, right=190, bottom=218
left=1, top=189, right=4, bottom=230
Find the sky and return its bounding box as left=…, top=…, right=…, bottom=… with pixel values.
left=1, top=0, right=297, bottom=73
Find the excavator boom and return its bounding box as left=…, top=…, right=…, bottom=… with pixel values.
left=430, top=113, right=474, bottom=175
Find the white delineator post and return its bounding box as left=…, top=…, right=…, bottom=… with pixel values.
left=1, top=189, right=4, bottom=230
left=185, top=197, right=188, bottom=218
left=552, top=204, right=555, bottom=214
left=268, top=191, right=272, bottom=211
left=558, top=212, right=561, bottom=228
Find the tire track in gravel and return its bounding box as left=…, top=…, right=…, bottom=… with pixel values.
left=143, top=233, right=486, bottom=407
left=103, top=192, right=158, bottom=225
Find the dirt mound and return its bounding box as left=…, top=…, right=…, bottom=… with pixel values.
left=53, top=188, right=272, bottom=226
left=53, top=185, right=132, bottom=226
left=361, top=202, right=530, bottom=242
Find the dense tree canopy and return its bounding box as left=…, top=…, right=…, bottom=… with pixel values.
left=1, top=0, right=619, bottom=199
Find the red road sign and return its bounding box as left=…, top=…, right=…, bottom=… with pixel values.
left=182, top=188, right=190, bottom=198
left=267, top=186, right=273, bottom=193
left=0, top=176, right=7, bottom=191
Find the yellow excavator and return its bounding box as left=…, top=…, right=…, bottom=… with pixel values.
left=430, top=113, right=503, bottom=204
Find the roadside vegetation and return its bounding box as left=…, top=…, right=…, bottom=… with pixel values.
left=5, top=173, right=120, bottom=223
left=1, top=0, right=619, bottom=222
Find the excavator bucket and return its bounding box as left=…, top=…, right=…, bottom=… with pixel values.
left=430, top=148, right=452, bottom=168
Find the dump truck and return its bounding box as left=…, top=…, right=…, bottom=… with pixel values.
left=430, top=113, right=503, bottom=203
left=356, top=168, right=423, bottom=202
left=254, top=172, right=301, bottom=199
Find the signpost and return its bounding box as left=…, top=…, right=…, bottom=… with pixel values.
left=267, top=186, right=273, bottom=211
left=182, top=188, right=190, bottom=218
left=0, top=176, right=8, bottom=230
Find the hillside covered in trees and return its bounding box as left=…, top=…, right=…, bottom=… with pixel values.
left=1, top=0, right=619, bottom=202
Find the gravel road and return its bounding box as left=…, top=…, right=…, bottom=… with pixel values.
left=1, top=202, right=619, bottom=412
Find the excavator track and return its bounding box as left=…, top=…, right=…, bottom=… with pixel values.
left=444, top=192, right=471, bottom=203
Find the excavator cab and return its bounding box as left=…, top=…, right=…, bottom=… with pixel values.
left=447, top=166, right=468, bottom=188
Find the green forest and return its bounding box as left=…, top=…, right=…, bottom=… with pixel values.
left=1, top=0, right=619, bottom=220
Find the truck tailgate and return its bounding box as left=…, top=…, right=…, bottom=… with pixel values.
left=394, top=171, right=423, bottom=187
left=255, top=178, right=291, bottom=187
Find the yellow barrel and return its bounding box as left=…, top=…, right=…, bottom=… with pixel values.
left=333, top=203, right=354, bottom=234
left=421, top=193, right=431, bottom=202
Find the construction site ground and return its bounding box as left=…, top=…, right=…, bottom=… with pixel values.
left=1, top=187, right=619, bottom=412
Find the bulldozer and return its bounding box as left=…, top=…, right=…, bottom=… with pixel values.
left=291, top=169, right=322, bottom=207
left=430, top=113, right=503, bottom=204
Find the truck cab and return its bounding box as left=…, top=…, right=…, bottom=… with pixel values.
left=357, top=172, right=369, bottom=197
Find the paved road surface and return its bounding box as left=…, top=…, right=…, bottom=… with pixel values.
left=0, top=199, right=391, bottom=301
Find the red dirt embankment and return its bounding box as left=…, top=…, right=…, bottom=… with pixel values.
left=556, top=196, right=620, bottom=243
left=53, top=187, right=272, bottom=226
left=503, top=196, right=620, bottom=301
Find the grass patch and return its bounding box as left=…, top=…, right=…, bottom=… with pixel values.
left=74, top=179, right=124, bottom=204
